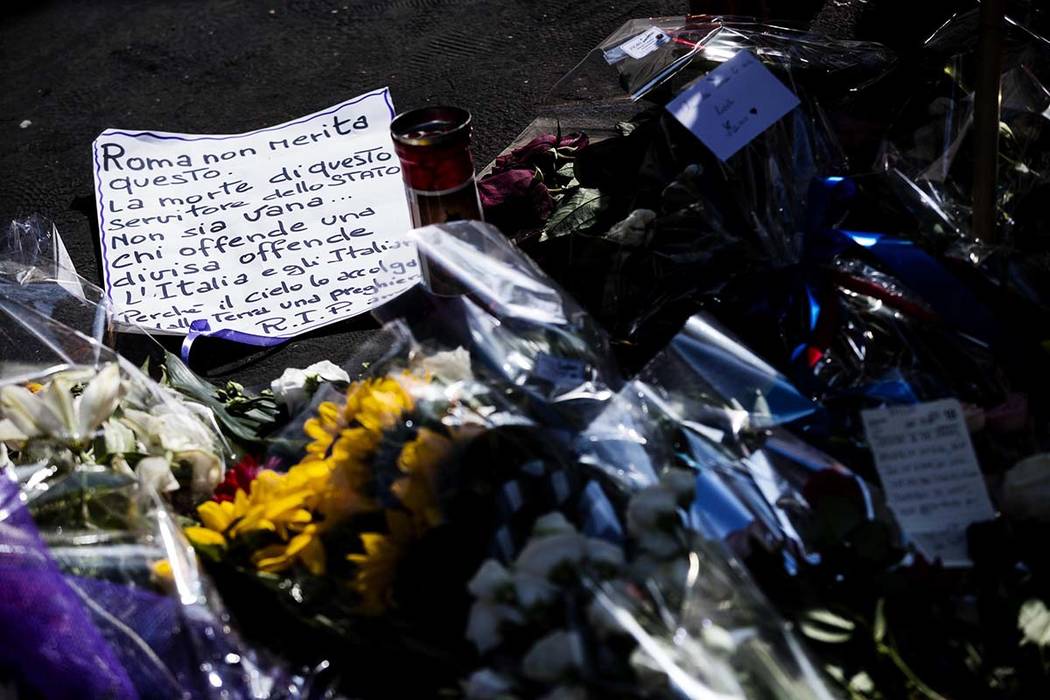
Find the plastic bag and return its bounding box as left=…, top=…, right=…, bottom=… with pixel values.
left=549, top=15, right=894, bottom=104
left=0, top=217, right=317, bottom=698
left=173, top=221, right=841, bottom=698
left=876, top=9, right=1050, bottom=254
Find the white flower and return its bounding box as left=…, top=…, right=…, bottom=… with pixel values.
left=270, top=360, right=350, bottom=412
left=136, top=455, right=179, bottom=493
left=539, top=685, right=588, bottom=700
left=522, top=630, right=584, bottom=683
left=466, top=601, right=523, bottom=653
left=420, top=347, right=473, bottom=384
left=468, top=559, right=513, bottom=601
left=180, top=448, right=223, bottom=496
left=513, top=572, right=559, bottom=610
left=584, top=537, right=625, bottom=573
left=0, top=419, right=28, bottom=443
left=102, top=418, right=137, bottom=455
left=700, top=624, right=737, bottom=654
left=463, top=668, right=515, bottom=699
left=120, top=407, right=223, bottom=497
left=515, top=532, right=585, bottom=580
left=532, top=511, right=577, bottom=538
left=76, top=364, right=123, bottom=437
left=1019, top=599, right=1050, bottom=647
left=0, top=364, right=123, bottom=441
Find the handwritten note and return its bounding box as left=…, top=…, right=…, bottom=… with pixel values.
left=619, top=27, right=671, bottom=60
left=92, top=87, right=416, bottom=343
left=666, top=51, right=800, bottom=161
left=862, top=399, right=996, bottom=566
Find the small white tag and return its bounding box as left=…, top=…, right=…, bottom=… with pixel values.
left=862, top=399, right=996, bottom=567
left=666, top=51, right=800, bottom=162
left=534, top=353, right=587, bottom=387
left=619, top=27, right=671, bottom=60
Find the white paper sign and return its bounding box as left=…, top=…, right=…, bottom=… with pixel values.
left=862, top=399, right=996, bottom=566
left=619, top=27, right=671, bottom=60
left=92, top=87, right=416, bottom=343
left=666, top=51, right=800, bottom=161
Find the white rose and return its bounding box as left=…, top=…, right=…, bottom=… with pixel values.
left=515, top=532, right=585, bottom=580
left=468, top=559, right=513, bottom=601
left=532, top=511, right=577, bottom=538
left=463, top=668, right=515, bottom=699
left=270, top=361, right=350, bottom=412
left=522, top=630, right=584, bottom=683
left=513, top=572, right=560, bottom=610
left=136, top=455, right=178, bottom=493
left=421, top=347, right=473, bottom=384
left=466, top=601, right=523, bottom=653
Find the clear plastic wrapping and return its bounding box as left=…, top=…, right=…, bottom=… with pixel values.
left=549, top=15, right=894, bottom=104
left=171, top=220, right=848, bottom=698
left=0, top=217, right=314, bottom=698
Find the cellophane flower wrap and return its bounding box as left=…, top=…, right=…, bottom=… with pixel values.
left=0, top=217, right=313, bottom=699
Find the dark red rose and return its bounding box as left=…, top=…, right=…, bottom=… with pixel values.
left=478, top=168, right=555, bottom=230
left=492, top=133, right=589, bottom=180
left=213, top=453, right=262, bottom=502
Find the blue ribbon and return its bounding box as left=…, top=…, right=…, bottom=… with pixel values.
left=179, top=319, right=287, bottom=364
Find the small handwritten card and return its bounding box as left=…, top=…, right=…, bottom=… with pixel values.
left=92, top=87, right=416, bottom=343
left=862, top=399, right=996, bottom=567
left=619, top=27, right=671, bottom=60
left=666, top=51, right=800, bottom=161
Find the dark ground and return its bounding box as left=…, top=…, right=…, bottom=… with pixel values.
left=0, top=0, right=971, bottom=387
left=1, top=0, right=698, bottom=385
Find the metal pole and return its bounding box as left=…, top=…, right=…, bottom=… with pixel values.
left=972, top=0, right=1006, bottom=243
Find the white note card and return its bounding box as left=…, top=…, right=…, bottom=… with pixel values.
left=620, top=27, right=671, bottom=60
left=862, top=399, right=996, bottom=567
left=666, top=51, right=800, bottom=162
left=92, top=87, right=417, bottom=342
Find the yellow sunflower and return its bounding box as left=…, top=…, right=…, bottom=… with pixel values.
left=392, top=427, right=452, bottom=530
left=346, top=510, right=415, bottom=615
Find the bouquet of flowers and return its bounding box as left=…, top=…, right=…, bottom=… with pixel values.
left=0, top=217, right=313, bottom=699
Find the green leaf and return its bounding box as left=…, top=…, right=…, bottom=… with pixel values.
left=1018, top=599, right=1050, bottom=647
left=162, top=351, right=277, bottom=445
left=541, top=187, right=610, bottom=241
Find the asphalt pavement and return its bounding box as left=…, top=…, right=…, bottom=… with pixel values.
left=0, top=0, right=691, bottom=385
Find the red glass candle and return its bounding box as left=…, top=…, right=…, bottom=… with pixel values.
left=391, top=106, right=484, bottom=228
